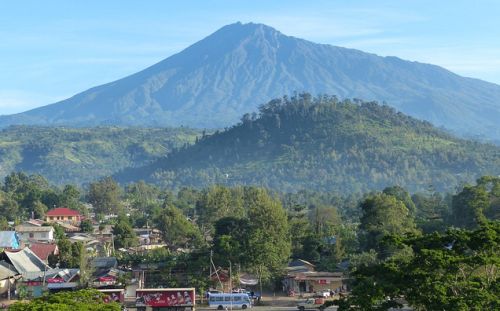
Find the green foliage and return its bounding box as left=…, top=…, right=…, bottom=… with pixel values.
left=0, top=126, right=201, bottom=185
left=154, top=202, right=202, bottom=250
left=452, top=176, right=500, bottom=229
left=80, top=219, right=94, bottom=233
left=112, top=215, right=138, bottom=249
left=339, top=221, right=500, bottom=311
left=119, top=94, right=500, bottom=193
left=8, top=289, right=120, bottom=311
left=245, top=187, right=291, bottom=281
left=88, top=177, right=123, bottom=215
left=196, top=185, right=245, bottom=234
left=359, top=193, right=419, bottom=256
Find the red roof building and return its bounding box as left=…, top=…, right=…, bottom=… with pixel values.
left=29, top=243, right=59, bottom=264
left=45, top=207, right=82, bottom=224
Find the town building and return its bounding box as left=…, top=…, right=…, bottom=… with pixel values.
left=15, top=225, right=55, bottom=243
left=45, top=207, right=82, bottom=224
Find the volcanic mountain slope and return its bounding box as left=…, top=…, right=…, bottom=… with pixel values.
left=115, top=95, right=500, bottom=193
left=1, top=22, right=500, bottom=141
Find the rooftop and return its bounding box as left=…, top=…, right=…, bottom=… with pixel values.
left=29, top=243, right=58, bottom=261
left=16, top=226, right=54, bottom=233
left=46, top=207, right=81, bottom=217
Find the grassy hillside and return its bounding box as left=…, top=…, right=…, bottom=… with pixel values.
left=117, top=94, right=500, bottom=193
left=0, top=126, right=201, bottom=185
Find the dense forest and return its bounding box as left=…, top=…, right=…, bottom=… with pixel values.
left=117, top=94, right=500, bottom=193
left=0, top=126, right=201, bottom=185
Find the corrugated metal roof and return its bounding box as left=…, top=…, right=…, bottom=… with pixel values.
left=4, top=248, right=49, bottom=273
left=16, top=226, right=54, bottom=233
left=0, top=261, right=18, bottom=280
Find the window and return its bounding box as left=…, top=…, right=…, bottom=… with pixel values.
left=29, top=233, right=34, bottom=238
left=42, top=233, right=47, bottom=238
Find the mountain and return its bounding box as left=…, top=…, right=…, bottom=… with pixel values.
left=1, top=22, right=500, bottom=141
left=0, top=126, right=200, bottom=185
left=115, top=95, right=500, bottom=193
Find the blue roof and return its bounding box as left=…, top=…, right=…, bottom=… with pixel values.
left=0, top=231, right=20, bottom=249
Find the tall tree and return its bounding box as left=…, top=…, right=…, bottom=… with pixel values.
left=245, top=187, right=291, bottom=281
left=359, top=193, right=418, bottom=255
left=112, top=215, right=138, bottom=249
left=87, top=177, right=123, bottom=215
left=452, top=176, right=500, bottom=229
left=154, top=203, right=202, bottom=250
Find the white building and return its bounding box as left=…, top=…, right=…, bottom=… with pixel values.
left=15, top=225, right=55, bottom=243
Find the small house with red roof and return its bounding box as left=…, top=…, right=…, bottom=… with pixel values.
left=45, top=207, right=82, bottom=225
left=29, top=243, right=59, bottom=264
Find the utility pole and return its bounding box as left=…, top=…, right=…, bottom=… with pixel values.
left=229, top=260, right=233, bottom=310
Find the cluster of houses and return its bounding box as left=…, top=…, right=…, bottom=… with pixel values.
left=0, top=207, right=129, bottom=300
left=0, top=206, right=348, bottom=306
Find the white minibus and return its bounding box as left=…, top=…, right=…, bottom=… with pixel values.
left=208, top=293, right=252, bottom=310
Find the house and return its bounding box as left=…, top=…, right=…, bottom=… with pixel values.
left=0, top=231, right=21, bottom=249
left=283, top=259, right=347, bottom=295
left=29, top=243, right=59, bottom=264
left=16, top=225, right=55, bottom=243
left=45, top=207, right=82, bottom=224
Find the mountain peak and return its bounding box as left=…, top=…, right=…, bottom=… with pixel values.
left=0, top=23, right=499, bottom=141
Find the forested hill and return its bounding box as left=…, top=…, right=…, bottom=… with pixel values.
left=0, top=126, right=200, bottom=185
left=116, top=94, right=500, bottom=193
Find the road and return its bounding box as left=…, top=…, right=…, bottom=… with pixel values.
left=196, top=307, right=338, bottom=311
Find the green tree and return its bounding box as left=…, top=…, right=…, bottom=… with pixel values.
left=359, top=193, right=418, bottom=256
left=0, top=216, right=9, bottom=230
left=338, top=221, right=500, bottom=311
left=245, top=187, right=291, bottom=281
left=452, top=176, right=500, bottom=229
left=9, top=289, right=120, bottom=311
left=60, top=184, right=84, bottom=211
left=112, top=215, right=138, bottom=249
left=87, top=177, right=123, bottom=215
left=80, top=219, right=94, bottom=233
left=154, top=203, right=202, bottom=250
left=212, top=216, right=250, bottom=266
left=125, top=180, right=160, bottom=213
left=196, top=185, right=244, bottom=235
left=0, top=190, right=19, bottom=221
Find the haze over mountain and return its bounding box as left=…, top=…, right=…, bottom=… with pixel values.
left=1, top=22, right=500, bottom=141
left=115, top=95, right=500, bottom=193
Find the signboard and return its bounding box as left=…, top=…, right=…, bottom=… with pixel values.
left=317, top=279, right=328, bottom=284
left=136, top=289, right=195, bottom=307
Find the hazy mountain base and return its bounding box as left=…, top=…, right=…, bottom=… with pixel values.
left=0, top=22, right=499, bottom=141
left=116, top=95, right=500, bottom=193
left=0, top=126, right=201, bottom=185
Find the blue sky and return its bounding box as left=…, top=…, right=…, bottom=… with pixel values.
left=1, top=0, right=499, bottom=114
